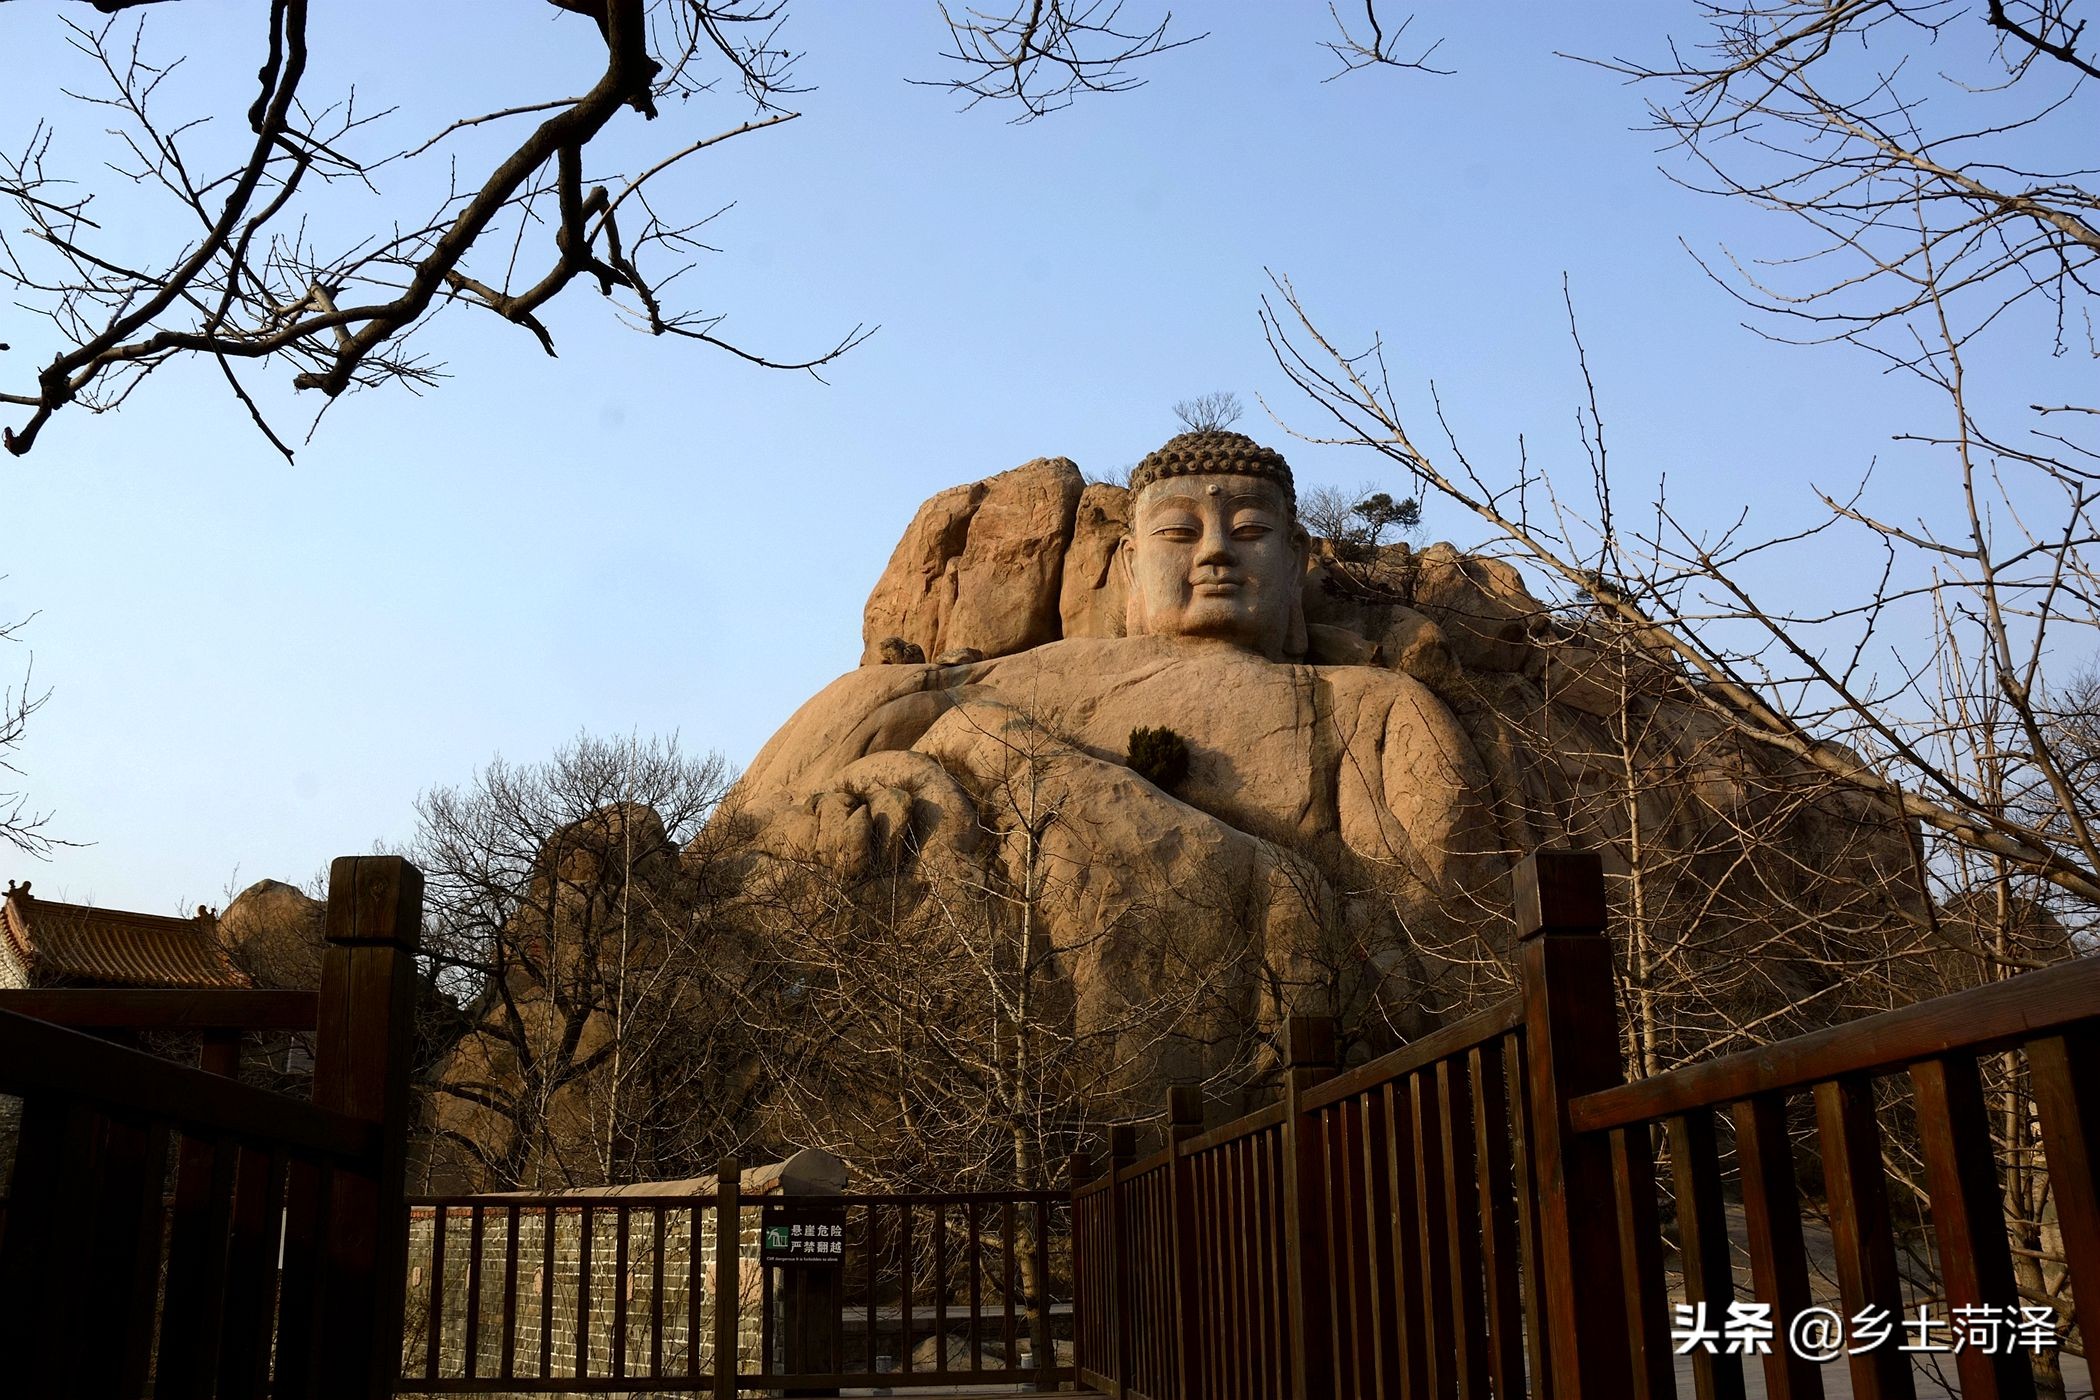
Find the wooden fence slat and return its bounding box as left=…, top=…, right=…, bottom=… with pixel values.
left=576, top=1204, right=593, bottom=1379
left=2028, top=1029, right=2100, bottom=1353
left=0, top=1098, right=107, bottom=1398
left=1260, top=1131, right=1284, bottom=1400
left=1283, top=1016, right=1338, bottom=1400
left=1813, top=1075, right=1915, bottom=1400
left=866, top=1205, right=881, bottom=1377
left=1034, top=1195, right=1054, bottom=1391
left=1363, top=1082, right=1403, bottom=1400
left=466, top=1204, right=487, bottom=1380
left=764, top=1250, right=781, bottom=1385
left=1221, top=1138, right=1248, bottom=1400
left=546, top=1205, right=560, bottom=1381
left=218, top=1147, right=290, bottom=1400
left=1384, top=1076, right=1428, bottom=1400
left=1412, top=1068, right=1456, bottom=1400
left=1438, top=1056, right=1489, bottom=1399
left=1504, top=1032, right=1553, bottom=1400
left=1324, top=1105, right=1361, bottom=1394
left=506, top=1205, right=524, bottom=1380
left=1471, top=1040, right=1526, bottom=1400
left=1609, top=1124, right=1674, bottom=1400
left=684, top=1205, right=704, bottom=1380
left=994, top=1197, right=1013, bottom=1372
left=612, top=1204, right=630, bottom=1381
left=157, top=1133, right=241, bottom=1400
left=1731, top=1094, right=1824, bottom=1400
left=1166, top=1086, right=1202, bottom=1398
left=899, top=1198, right=916, bottom=1378
left=650, top=1204, right=665, bottom=1381
left=156, top=1030, right=241, bottom=1400
left=427, top=1204, right=449, bottom=1380
left=967, top=1198, right=984, bottom=1374
left=936, top=1191, right=953, bottom=1374
left=1208, top=1149, right=1232, bottom=1400
left=1910, top=1055, right=2036, bottom=1400
left=274, top=1159, right=330, bottom=1400
left=73, top=1113, right=170, bottom=1400
left=1670, top=1108, right=1743, bottom=1400
left=714, top=1160, right=741, bottom=1399
left=117, top=1119, right=177, bottom=1400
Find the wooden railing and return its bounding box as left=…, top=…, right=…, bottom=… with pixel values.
left=396, top=1177, right=1076, bottom=1395
left=0, top=855, right=422, bottom=1400
left=1571, top=942, right=2100, bottom=1400
left=1074, top=849, right=2100, bottom=1399
left=1073, top=999, right=1542, bottom=1400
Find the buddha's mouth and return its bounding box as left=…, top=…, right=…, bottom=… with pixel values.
left=1193, top=578, right=1245, bottom=596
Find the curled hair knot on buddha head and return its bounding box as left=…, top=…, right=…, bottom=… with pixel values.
left=1128, top=431, right=1297, bottom=514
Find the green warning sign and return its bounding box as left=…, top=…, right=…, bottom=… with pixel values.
left=760, top=1203, right=846, bottom=1265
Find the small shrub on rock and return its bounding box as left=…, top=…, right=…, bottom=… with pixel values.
left=1127, top=725, right=1192, bottom=790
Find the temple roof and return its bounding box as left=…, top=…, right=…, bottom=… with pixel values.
left=2, top=882, right=249, bottom=989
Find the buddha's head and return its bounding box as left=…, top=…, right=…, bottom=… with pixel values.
left=1117, top=430, right=1310, bottom=661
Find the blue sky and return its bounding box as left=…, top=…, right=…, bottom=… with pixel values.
left=1, top=3, right=2077, bottom=910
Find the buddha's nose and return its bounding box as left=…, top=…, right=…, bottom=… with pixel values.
left=1196, top=530, right=1236, bottom=567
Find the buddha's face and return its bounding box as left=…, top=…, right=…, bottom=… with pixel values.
left=1119, top=473, right=1307, bottom=659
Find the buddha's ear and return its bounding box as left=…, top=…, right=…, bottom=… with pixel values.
left=1116, top=536, right=1145, bottom=635
left=1284, top=527, right=1311, bottom=660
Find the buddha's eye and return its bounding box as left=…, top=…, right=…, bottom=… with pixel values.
left=1231, top=511, right=1278, bottom=540
left=1151, top=515, right=1201, bottom=541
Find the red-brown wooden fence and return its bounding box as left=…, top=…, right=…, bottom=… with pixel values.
left=395, top=1179, right=1075, bottom=1395
left=0, top=854, right=422, bottom=1400
left=1074, top=848, right=2100, bottom=1400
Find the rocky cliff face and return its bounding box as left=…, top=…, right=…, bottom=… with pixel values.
left=729, top=456, right=1919, bottom=1101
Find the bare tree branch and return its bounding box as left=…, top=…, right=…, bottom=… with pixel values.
left=1, top=0, right=866, bottom=458
left=1318, top=2, right=1451, bottom=81
left=914, top=0, right=1207, bottom=122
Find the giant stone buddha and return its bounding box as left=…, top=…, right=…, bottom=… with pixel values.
left=730, top=433, right=1517, bottom=1089
left=724, top=430, right=1917, bottom=1097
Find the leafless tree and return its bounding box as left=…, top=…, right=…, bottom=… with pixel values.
left=408, top=732, right=751, bottom=1190
left=1171, top=389, right=1241, bottom=433
left=1264, top=267, right=2100, bottom=921
left=1262, top=3, right=2097, bottom=1360
left=731, top=703, right=1269, bottom=1194
left=1582, top=0, right=2097, bottom=373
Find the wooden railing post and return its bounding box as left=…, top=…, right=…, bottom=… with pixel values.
left=1514, top=849, right=1635, bottom=1399
left=715, top=1156, right=742, bottom=1400
left=1105, top=1124, right=1137, bottom=1398
left=1281, top=1014, right=1338, bottom=1400
left=307, top=854, right=422, bottom=1400
left=1165, top=1084, right=1204, bottom=1400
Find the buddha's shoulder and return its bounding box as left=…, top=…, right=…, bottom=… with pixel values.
left=970, top=634, right=1310, bottom=684
left=759, top=635, right=1436, bottom=762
